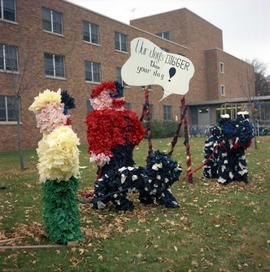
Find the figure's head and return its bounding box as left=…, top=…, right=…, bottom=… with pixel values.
left=90, top=81, right=125, bottom=110
left=237, top=111, right=250, bottom=120
left=29, top=89, right=67, bottom=134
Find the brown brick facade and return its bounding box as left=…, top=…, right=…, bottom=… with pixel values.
left=0, top=0, right=254, bottom=151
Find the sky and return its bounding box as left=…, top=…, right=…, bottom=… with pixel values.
left=67, top=0, right=270, bottom=75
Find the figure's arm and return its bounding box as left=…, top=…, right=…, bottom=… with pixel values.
left=124, top=110, right=146, bottom=146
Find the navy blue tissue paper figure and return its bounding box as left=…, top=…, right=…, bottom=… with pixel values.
left=203, top=112, right=254, bottom=184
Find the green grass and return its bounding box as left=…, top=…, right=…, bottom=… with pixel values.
left=0, top=137, right=269, bottom=271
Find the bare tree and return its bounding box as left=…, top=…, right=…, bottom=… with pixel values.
left=247, top=59, right=269, bottom=96
left=238, top=63, right=258, bottom=148
left=8, top=31, right=78, bottom=171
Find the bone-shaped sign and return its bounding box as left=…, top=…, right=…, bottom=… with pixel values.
left=121, top=37, right=195, bottom=100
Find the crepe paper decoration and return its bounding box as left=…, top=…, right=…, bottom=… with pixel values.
left=203, top=112, right=254, bottom=184
left=29, top=89, right=82, bottom=244
left=29, top=89, right=62, bottom=112
left=92, top=151, right=181, bottom=210
left=86, top=81, right=181, bottom=210
left=42, top=177, right=83, bottom=244
left=35, top=102, right=67, bottom=134
left=37, top=125, right=80, bottom=183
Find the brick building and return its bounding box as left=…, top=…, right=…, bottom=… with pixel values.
left=0, top=0, right=255, bottom=151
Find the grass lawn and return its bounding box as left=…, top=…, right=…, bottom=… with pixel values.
left=0, top=137, right=269, bottom=271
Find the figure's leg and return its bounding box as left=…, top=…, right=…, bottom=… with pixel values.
left=217, top=150, right=233, bottom=184
left=139, top=191, right=154, bottom=205
left=156, top=189, right=179, bottom=208
left=234, top=150, right=248, bottom=182
left=111, top=192, right=134, bottom=211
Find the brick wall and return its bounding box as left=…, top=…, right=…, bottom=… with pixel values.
left=0, top=1, right=255, bottom=151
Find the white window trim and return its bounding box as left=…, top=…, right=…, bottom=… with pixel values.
left=43, top=29, right=64, bottom=37
left=0, top=121, right=18, bottom=125
left=45, top=75, right=66, bottom=80
left=115, top=49, right=128, bottom=54
left=85, top=80, right=101, bottom=85
left=0, top=44, right=19, bottom=72
left=83, top=40, right=100, bottom=47
left=0, top=0, right=16, bottom=23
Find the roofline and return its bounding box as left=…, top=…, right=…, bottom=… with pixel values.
left=205, top=48, right=254, bottom=68
left=62, top=0, right=188, bottom=50
left=188, top=95, right=270, bottom=106
left=130, top=7, right=222, bottom=32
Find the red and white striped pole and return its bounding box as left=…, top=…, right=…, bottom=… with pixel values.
left=181, top=97, right=193, bottom=183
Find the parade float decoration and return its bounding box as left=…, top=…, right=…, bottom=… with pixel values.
left=203, top=112, right=255, bottom=184
left=29, top=89, right=82, bottom=244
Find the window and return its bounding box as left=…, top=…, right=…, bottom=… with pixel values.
left=0, top=43, right=18, bottom=71
left=85, top=61, right=101, bottom=82
left=219, top=84, right=225, bottom=96
left=42, top=7, right=63, bottom=35
left=0, top=0, right=16, bottom=22
left=115, top=32, right=127, bottom=52
left=0, top=95, right=17, bottom=122
left=163, top=105, right=172, bottom=121
left=156, top=31, right=170, bottom=40
left=116, top=66, right=127, bottom=86
left=220, top=62, right=224, bottom=73
left=86, top=100, right=93, bottom=112
left=161, top=47, right=169, bottom=53
left=44, top=53, right=65, bottom=78
left=83, top=20, right=100, bottom=44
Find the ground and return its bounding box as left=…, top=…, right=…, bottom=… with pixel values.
left=0, top=137, right=269, bottom=271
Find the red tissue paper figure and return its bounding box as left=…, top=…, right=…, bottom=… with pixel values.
left=86, top=81, right=145, bottom=175
left=86, top=81, right=181, bottom=211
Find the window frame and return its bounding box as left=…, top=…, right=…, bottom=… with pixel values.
left=219, top=84, right=225, bottom=96
left=219, top=62, right=224, bottom=73
left=0, top=0, right=16, bottom=22
left=0, top=43, right=19, bottom=72
left=83, top=20, right=100, bottom=45
left=0, top=95, right=17, bottom=123
left=85, top=60, right=101, bottom=83
left=42, top=7, right=63, bottom=36
left=163, top=105, right=172, bottom=121
left=44, top=53, right=65, bottom=79
left=156, top=31, right=170, bottom=40
left=115, top=31, right=128, bottom=52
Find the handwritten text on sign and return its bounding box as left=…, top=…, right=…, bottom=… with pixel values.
left=121, top=37, right=195, bottom=100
